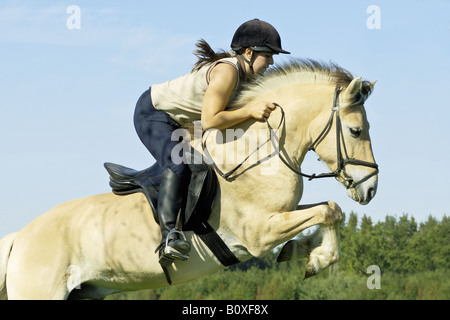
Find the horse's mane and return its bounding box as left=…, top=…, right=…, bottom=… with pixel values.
left=230, top=58, right=373, bottom=108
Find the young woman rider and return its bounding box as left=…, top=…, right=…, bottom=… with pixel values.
left=133, top=19, right=290, bottom=263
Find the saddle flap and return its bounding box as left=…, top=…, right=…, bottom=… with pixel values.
left=184, top=164, right=210, bottom=225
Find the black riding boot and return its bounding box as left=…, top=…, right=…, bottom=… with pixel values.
left=157, top=167, right=191, bottom=261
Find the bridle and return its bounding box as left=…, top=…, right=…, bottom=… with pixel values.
left=266, top=86, right=379, bottom=189
left=202, top=87, right=379, bottom=188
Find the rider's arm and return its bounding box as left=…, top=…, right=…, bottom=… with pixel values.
left=201, top=63, right=274, bottom=131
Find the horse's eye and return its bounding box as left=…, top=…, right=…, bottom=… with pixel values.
left=349, top=127, right=362, bottom=138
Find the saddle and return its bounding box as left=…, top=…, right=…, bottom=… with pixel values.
left=104, top=161, right=215, bottom=230
left=104, top=161, right=239, bottom=282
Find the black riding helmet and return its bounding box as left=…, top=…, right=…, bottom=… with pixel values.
left=231, top=19, right=290, bottom=72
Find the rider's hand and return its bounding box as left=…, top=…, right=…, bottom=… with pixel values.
left=247, top=102, right=277, bottom=121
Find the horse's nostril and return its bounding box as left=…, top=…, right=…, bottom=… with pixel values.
left=367, top=187, right=375, bottom=200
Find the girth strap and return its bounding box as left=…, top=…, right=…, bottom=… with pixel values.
left=192, top=222, right=240, bottom=267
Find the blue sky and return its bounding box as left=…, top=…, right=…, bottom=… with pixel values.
left=0, top=0, right=449, bottom=238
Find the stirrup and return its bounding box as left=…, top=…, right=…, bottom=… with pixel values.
left=163, top=229, right=190, bottom=261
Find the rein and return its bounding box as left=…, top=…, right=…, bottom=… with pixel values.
left=201, top=111, right=283, bottom=181
left=202, top=87, right=379, bottom=188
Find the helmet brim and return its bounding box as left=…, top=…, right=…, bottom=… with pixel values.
left=264, top=44, right=290, bottom=54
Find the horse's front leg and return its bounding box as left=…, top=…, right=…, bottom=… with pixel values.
left=258, top=201, right=343, bottom=278
left=277, top=223, right=342, bottom=279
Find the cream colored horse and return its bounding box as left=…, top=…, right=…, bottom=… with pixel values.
left=0, top=59, right=378, bottom=300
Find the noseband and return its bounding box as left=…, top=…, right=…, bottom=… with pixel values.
left=266, top=86, right=379, bottom=189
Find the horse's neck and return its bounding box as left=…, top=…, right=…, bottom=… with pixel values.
left=255, top=84, right=335, bottom=166
left=190, top=83, right=335, bottom=178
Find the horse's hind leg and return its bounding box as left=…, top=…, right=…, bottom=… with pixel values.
left=6, top=267, right=69, bottom=300
left=6, top=247, right=70, bottom=300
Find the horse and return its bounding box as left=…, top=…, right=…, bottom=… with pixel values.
left=0, top=59, right=378, bottom=300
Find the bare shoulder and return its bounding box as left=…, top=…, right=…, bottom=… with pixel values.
left=209, top=62, right=238, bottom=86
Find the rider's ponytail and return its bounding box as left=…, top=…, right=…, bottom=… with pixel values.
left=191, top=39, right=232, bottom=72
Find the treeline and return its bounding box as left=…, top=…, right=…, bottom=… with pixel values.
left=338, top=212, right=449, bottom=275
left=108, top=213, right=450, bottom=300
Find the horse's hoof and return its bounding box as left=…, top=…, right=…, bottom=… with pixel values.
left=304, top=256, right=319, bottom=279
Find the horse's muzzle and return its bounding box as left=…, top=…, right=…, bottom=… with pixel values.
left=349, top=176, right=377, bottom=205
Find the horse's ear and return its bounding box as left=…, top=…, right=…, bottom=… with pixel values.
left=360, top=79, right=377, bottom=99
left=345, top=76, right=362, bottom=97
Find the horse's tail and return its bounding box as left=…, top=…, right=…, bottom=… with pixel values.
left=0, top=233, right=16, bottom=300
